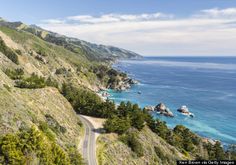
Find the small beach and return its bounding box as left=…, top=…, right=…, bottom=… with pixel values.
left=107, top=56, right=236, bottom=145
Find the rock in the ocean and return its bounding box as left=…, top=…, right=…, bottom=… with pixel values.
left=155, top=103, right=167, bottom=112
left=177, top=105, right=194, bottom=117
left=154, top=103, right=174, bottom=117
left=144, top=106, right=155, bottom=111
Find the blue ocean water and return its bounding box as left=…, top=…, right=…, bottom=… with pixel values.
left=109, top=57, right=236, bottom=145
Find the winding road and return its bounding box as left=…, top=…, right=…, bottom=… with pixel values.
left=78, top=115, right=97, bottom=165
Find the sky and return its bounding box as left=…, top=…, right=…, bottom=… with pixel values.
left=1, top=0, right=236, bottom=56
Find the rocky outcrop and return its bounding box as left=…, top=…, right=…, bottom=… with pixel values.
left=111, top=77, right=138, bottom=91
left=154, top=103, right=174, bottom=117
left=177, top=105, right=194, bottom=117
left=35, top=55, right=47, bottom=64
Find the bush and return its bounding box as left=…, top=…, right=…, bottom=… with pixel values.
left=148, top=119, right=170, bottom=139
left=68, top=147, right=84, bottom=165
left=154, top=146, right=165, bottom=161
left=15, top=49, right=22, bottom=55
left=55, top=68, right=67, bottom=74
left=120, top=132, right=144, bottom=157
left=0, top=127, right=73, bottom=165
left=0, top=37, right=19, bottom=64
left=45, top=114, right=67, bottom=134
left=15, top=73, right=46, bottom=89
left=38, top=121, right=56, bottom=141
left=46, top=77, right=59, bottom=88
left=4, top=68, right=24, bottom=80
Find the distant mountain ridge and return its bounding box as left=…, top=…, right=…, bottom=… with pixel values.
left=0, top=19, right=142, bottom=61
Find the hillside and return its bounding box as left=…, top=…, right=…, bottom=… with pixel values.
left=97, top=126, right=186, bottom=165
left=0, top=68, right=83, bottom=164
left=0, top=19, right=142, bottom=61
left=0, top=18, right=142, bottom=164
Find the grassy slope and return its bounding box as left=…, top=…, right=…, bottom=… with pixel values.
left=0, top=27, right=86, bottom=162
left=97, top=127, right=187, bottom=165
left=0, top=69, right=82, bottom=149
left=0, top=26, right=101, bottom=91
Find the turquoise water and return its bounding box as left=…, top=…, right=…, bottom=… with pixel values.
left=108, top=57, right=236, bottom=145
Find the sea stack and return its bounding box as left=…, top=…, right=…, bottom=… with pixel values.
left=154, top=103, right=174, bottom=117
left=177, top=105, right=194, bottom=117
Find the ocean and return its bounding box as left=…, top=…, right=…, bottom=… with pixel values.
left=108, top=57, right=236, bottom=145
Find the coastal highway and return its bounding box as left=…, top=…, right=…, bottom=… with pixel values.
left=78, top=115, right=97, bottom=165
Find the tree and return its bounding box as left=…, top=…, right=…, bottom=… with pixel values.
left=130, top=109, right=145, bottom=130
left=103, top=116, right=131, bottom=134
left=214, top=141, right=226, bottom=160
left=99, top=99, right=117, bottom=118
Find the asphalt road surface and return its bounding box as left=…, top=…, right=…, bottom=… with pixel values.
left=78, top=115, right=97, bottom=165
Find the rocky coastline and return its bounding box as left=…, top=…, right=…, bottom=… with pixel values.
left=110, top=77, right=139, bottom=91
left=144, top=103, right=174, bottom=117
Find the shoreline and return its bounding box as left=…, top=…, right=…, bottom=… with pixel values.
left=102, top=59, right=236, bottom=147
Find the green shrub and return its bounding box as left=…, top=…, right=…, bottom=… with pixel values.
left=120, top=132, right=144, bottom=157
left=0, top=37, right=19, bottom=64
left=15, top=73, right=46, bottom=89
left=55, top=68, right=67, bottom=74
left=45, top=114, right=67, bottom=134
left=0, top=127, right=73, bottom=165
left=46, top=77, right=59, bottom=88
left=154, top=146, right=165, bottom=161
left=15, top=49, right=22, bottom=55
left=4, top=68, right=24, bottom=80
left=68, top=147, right=84, bottom=165
left=39, top=121, right=55, bottom=141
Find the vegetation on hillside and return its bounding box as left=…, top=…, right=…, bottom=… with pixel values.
left=0, top=37, right=19, bottom=64
left=1, top=19, right=235, bottom=164
left=4, top=68, right=24, bottom=80
left=15, top=73, right=46, bottom=89
left=90, top=64, right=130, bottom=89
left=59, top=81, right=235, bottom=160
left=61, top=83, right=116, bottom=117
left=4, top=69, right=59, bottom=89
left=119, top=131, right=144, bottom=157
left=0, top=126, right=83, bottom=165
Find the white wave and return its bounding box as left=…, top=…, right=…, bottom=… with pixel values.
left=123, top=60, right=236, bottom=70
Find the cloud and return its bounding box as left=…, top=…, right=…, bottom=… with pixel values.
left=66, top=13, right=173, bottom=24
left=39, top=8, right=236, bottom=56
left=41, top=19, right=65, bottom=24
left=196, top=8, right=236, bottom=19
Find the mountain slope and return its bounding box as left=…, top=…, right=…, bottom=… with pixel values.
left=0, top=19, right=142, bottom=61
left=0, top=68, right=83, bottom=164
left=97, top=127, right=186, bottom=165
